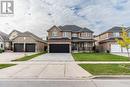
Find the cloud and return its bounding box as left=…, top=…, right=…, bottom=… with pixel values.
left=0, top=0, right=130, bottom=39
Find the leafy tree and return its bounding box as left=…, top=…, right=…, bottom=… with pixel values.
left=116, top=26, right=130, bottom=58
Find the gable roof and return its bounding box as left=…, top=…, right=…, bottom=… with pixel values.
left=9, top=30, right=22, bottom=37
left=105, top=27, right=124, bottom=33
left=59, top=25, right=94, bottom=33
left=0, top=31, right=9, bottom=41
left=97, top=26, right=127, bottom=36
left=126, top=27, right=130, bottom=32
left=12, top=31, right=46, bottom=43
left=47, top=25, right=93, bottom=33
left=47, top=25, right=62, bottom=32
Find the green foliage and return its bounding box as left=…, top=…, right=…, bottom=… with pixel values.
left=80, top=64, right=130, bottom=75
left=72, top=53, right=129, bottom=61
left=116, top=26, right=130, bottom=49
left=116, top=26, right=130, bottom=57
left=12, top=51, right=47, bottom=61
left=0, top=49, right=4, bottom=53
left=0, top=64, right=16, bottom=69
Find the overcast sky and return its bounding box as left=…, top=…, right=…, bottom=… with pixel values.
left=0, top=0, right=130, bottom=39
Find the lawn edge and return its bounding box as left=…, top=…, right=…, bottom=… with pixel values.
left=12, top=51, right=47, bottom=61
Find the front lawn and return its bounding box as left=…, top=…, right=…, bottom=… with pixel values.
left=12, top=51, right=46, bottom=61
left=0, top=64, right=16, bottom=69
left=73, top=53, right=129, bottom=61
left=80, top=64, right=130, bottom=75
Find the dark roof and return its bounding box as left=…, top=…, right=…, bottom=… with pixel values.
left=126, top=27, right=130, bottom=31
left=58, top=25, right=93, bottom=33
left=105, top=27, right=124, bottom=33
left=97, top=26, right=126, bottom=36
left=0, top=31, right=9, bottom=41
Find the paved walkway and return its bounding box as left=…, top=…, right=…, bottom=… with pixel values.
left=1, top=61, right=130, bottom=64
left=0, top=53, right=92, bottom=79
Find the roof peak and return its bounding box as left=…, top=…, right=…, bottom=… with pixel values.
left=59, top=25, right=93, bottom=33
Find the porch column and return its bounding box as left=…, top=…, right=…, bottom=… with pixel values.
left=48, top=44, right=50, bottom=53
left=77, top=42, right=79, bottom=51
left=12, top=43, right=14, bottom=51
left=69, top=44, right=72, bottom=53
left=23, top=43, right=26, bottom=52
left=35, top=43, right=38, bottom=52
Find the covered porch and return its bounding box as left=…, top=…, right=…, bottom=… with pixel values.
left=71, top=41, right=94, bottom=52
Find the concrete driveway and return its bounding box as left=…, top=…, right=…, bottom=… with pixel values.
left=30, top=53, right=75, bottom=62
left=111, top=53, right=129, bottom=57
left=0, top=52, right=34, bottom=62
left=0, top=53, right=92, bottom=79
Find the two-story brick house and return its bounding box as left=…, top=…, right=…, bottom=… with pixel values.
left=47, top=25, right=95, bottom=53
left=95, top=26, right=129, bottom=53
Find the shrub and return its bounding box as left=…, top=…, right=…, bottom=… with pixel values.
left=0, top=49, right=4, bottom=53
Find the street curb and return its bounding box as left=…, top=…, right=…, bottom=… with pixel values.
left=92, top=75, right=130, bottom=79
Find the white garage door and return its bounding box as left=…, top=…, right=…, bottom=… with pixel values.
left=122, top=47, right=130, bottom=53
left=111, top=44, right=122, bottom=52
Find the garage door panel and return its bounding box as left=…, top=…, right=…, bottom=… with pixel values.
left=25, top=44, right=36, bottom=52
left=111, top=44, right=121, bottom=52
left=14, top=43, right=24, bottom=52
left=122, top=47, right=130, bottom=53
left=49, top=44, right=69, bottom=53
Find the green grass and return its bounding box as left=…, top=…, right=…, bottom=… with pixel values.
left=80, top=64, right=130, bottom=75
left=73, top=53, right=129, bottom=61
left=12, top=51, right=46, bottom=61
left=0, top=64, right=16, bottom=69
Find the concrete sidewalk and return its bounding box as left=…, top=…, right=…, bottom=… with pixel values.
left=0, top=63, right=92, bottom=79
left=1, top=61, right=130, bottom=64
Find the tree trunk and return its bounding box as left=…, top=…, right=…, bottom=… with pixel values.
left=126, top=48, right=130, bottom=60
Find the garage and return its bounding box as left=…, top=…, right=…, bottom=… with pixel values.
left=25, top=43, right=36, bottom=52
left=49, top=44, right=70, bottom=53
left=14, top=43, right=24, bottom=52
left=111, top=44, right=122, bottom=52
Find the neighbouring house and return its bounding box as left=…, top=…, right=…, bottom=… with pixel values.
left=47, top=25, right=95, bottom=53
left=0, top=31, right=10, bottom=51
left=9, top=30, right=47, bottom=52
left=95, top=26, right=130, bottom=53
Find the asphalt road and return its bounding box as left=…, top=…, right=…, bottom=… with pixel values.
left=0, top=79, right=130, bottom=87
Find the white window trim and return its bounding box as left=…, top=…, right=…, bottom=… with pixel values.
left=63, top=32, right=68, bottom=37
left=51, top=31, right=58, bottom=37
left=113, top=32, right=120, bottom=37
left=72, top=33, right=78, bottom=37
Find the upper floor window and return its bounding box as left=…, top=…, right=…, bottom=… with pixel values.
left=51, top=31, right=58, bottom=37
left=113, top=32, right=120, bottom=37
left=63, top=32, right=68, bottom=37
left=80, top=33, right=85, bottom=37
left=87, top=33, right=92, bottom=37
left=128, top=32, right=130, bottom=37
left=72, top=33, right=78, bottom=37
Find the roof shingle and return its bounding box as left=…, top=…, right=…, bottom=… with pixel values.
left=59, top=25, right=93, bottom=33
